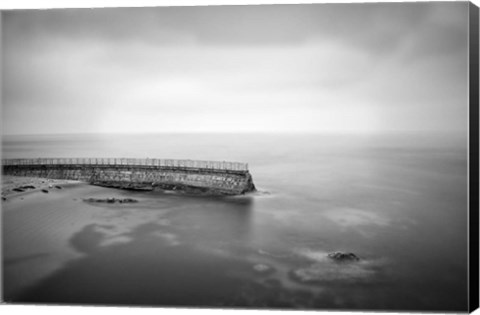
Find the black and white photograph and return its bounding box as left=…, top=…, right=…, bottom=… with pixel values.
left=1, top=0, right=479, bottom=313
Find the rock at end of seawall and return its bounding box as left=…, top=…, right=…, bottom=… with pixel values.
left=242, top=172, right=256, bottom=194
left=327, top=251, right=360, bottom=262
left=84, top=197, right=138, bottom=204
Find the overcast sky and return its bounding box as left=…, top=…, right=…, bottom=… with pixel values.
left=2, top=3, right=469, bottom=135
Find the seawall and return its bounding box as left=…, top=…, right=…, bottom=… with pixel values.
left=2, top=158, right=256, bottom=195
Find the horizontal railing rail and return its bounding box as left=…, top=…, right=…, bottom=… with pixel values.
left=1, top=158, right=248, bottom=172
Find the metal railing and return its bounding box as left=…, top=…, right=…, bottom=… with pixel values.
left=1, top=158, right=248, bottom=172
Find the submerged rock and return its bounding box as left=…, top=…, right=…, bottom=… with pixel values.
left=327, top=251, right=360, bottom=262
left=84, top=197, right=138, bottom=204
left=118, top=198, right=138, bottom=203
left=19, top=185, right=36, bottom=189
left=12, top=185, right=37, bottom=193
left=54, top=185, right=63, bottom=189
left=253, top=264, right=274, bottom=274
left=288, top=252, right=376, bottom=285
left=289, top=268, right=320, bottom=283
left=41, top=189, right=49, bottom=193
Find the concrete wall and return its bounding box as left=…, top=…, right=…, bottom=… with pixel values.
left=2, top=162, right=256, bottom=195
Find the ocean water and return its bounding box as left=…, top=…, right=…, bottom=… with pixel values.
left=1, top=133, right=469, bottom=311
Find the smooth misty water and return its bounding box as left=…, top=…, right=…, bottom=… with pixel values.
left=2, top=133, right=469, bottom=311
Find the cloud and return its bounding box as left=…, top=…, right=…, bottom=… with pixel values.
left=2, top=3, right=469, bottom=135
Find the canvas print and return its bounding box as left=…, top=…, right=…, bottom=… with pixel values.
left=1, top=1, right=478, bottom=312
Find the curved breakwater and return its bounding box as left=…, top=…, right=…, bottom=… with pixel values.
left=2, top=158, right=256, bottom=195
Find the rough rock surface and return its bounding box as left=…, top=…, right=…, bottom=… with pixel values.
left=84, top=197, right=138, bottom=204
left=327, top=251, right=360, bottom=262
left=1, top=175, right=76, bottom=199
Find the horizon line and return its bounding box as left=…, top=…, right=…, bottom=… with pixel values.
left=1, top=129, right=468, bottom=137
